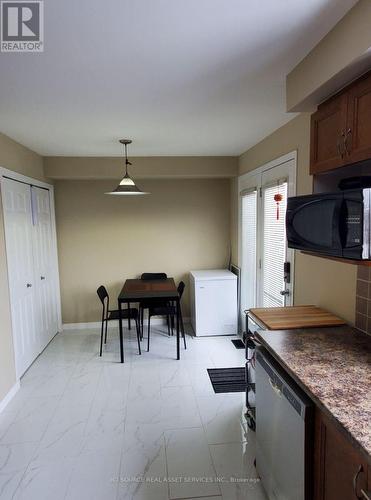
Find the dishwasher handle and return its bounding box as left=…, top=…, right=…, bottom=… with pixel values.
left=269, top=377, right=283, bottom=397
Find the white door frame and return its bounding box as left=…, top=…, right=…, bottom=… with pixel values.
left=238, top=151, right=297, bottom=311
left=0, top=167, right=62, bottom=344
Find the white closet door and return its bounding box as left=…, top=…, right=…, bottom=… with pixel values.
left=2, top=178, right=38, bottom=377
left=32, top=186, right=58, bottom=347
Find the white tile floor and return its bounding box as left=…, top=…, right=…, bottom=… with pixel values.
left=0, top=324, right=267, bottom=500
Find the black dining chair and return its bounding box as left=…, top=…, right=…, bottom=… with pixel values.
left=97, top=285, right=141, bottom=357
left=139, top=273, right=169, bottom=338
left=146, top=281, right=186, bottom=352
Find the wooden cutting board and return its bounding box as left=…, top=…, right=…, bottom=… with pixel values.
left=248, top=305, right=346, bottom=330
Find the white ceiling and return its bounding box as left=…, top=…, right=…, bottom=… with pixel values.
left=0, top=0, right=357, bottom=157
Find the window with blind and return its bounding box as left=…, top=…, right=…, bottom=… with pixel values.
left=262, top=181, right=288, bottom=307
left=241, top=189, right=257, bottom=312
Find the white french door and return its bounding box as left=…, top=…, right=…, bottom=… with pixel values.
left=239, top=153, right=296, bottom=318
left=1, top=174, right=60, bottom=378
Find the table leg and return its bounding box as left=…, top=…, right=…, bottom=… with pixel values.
left=118, top=300, right=124, bottom=363
left=176, top=298, right=180, bottom=360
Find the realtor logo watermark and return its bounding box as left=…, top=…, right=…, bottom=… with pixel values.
left=1, top=0, right=43, bottom=52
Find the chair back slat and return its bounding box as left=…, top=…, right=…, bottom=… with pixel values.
left=97, top=285, right=108, bottom=304
left=141, top=273, right=167, bottom=281
left=177, top=281, right=185, bottom=300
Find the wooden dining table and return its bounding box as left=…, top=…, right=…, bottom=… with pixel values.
left=117, top=278, right=181, bottom=363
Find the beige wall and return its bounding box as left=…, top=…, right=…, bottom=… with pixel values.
left=0, top=132, right=45, bottom=403
left=0, top=133, right=46, bottom=182
left=233, top=113, right=357, bottom=323
left=287, top=0, right=371, bottom=111
left=230, top=176, right=239, bottom=265
left=55, top=178, right=231, bottom=324
left=238, top=113, right=312, bottom=194
left=44, top=156, right=238, bottom=180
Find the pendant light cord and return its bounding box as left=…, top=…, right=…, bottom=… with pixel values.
left=123, top=142, right=132, bottom=176
left=124, top=143, right=128, bottom=176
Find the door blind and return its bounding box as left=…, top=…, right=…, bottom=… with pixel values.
left=262, top=182, right=288, bottom=307
left=241, top=189, right=257, bottom=311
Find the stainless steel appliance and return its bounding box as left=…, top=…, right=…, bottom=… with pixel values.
left=255, top=348, right=313, bottom=500
left=286, top=188, right=371, bottom=259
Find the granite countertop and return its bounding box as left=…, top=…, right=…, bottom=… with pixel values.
left=254, top=326, right=371, bottom=462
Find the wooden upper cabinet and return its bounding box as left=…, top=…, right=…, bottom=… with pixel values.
left=347, top=72, right=371, bottom=164
left=310, top=70, right=371, bottom=175
left=310, top=93, right=348, bottom=174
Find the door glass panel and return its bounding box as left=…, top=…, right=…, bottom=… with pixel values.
left=241, top=190, right=257, bottom=314
left=262, top=182, right=288, bottom=307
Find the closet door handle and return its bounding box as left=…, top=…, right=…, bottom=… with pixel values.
left=40, top=276, right=45, bottom=280
left=26, top=283, right=32, bottom=288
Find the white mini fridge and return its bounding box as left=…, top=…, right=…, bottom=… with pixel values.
left=190, top=269, right=237, bottom=336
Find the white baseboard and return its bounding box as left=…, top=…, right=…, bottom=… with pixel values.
left=0, top=380, right=20, bottom=414
left=63, top=321, right=103, bottom=330
left=63, top=318, right=190, bottom=332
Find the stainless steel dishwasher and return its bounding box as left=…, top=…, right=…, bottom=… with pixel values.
left=255, top=348, right=313, bottom=500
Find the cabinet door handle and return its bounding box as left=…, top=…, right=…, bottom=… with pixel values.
left=353, top=464, right=365, bottom=499
left=337, top=136, right=344, bottom=159
left=40, top=276, right=45, bottom=280
left=26, top=283, right=32, bottom=288
left=343, top=128, right=352, bottom=155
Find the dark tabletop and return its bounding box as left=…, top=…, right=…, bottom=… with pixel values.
left=255, top=326, right=371, bottom=462
left=118, top=278, right=179, bottom=301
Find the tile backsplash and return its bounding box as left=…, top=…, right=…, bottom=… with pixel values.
left=355, top=266, right=371, bottom=334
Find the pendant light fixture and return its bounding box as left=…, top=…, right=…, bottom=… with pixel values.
left=106, top=139, right=149, bottom=195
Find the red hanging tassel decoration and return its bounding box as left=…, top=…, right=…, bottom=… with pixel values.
left=274, top=193, right=283, bottom=220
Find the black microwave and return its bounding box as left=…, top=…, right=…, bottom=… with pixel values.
left=286, top=189, right=371, bottom=260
